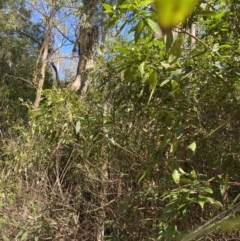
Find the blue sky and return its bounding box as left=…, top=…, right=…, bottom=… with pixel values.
left=27, top=0, right=78, bottom=80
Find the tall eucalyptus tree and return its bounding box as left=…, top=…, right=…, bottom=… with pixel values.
left=69, top=0, right=100, bottom=93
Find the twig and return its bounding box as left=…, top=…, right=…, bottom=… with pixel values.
left=5, top=73, right=35, bottom=88
left=177, top=28, right=213, bottom=52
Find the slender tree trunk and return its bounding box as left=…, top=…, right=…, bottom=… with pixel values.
left=190, top=23, right=196, bottom=51
left=51, top=62, right=62, bottom=88
left=95, top=94, right=111, bottom=241
left=33, top=2, right=56, bottom=108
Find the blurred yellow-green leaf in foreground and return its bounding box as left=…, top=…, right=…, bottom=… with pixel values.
left=155, top=0, right=198, bottom=34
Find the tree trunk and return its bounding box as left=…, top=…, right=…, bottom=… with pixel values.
left=33, top=2, right=56, bottom=108
left=190, top=23, right=196, bottom=51
left=69, top=1, right=98, bottom=94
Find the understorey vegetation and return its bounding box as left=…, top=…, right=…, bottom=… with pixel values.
left=1, top=0, right=240, bottom=240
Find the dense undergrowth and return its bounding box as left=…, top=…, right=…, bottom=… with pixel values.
left=1, top=0, right=240, bottom=240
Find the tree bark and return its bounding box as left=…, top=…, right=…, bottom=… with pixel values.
left=190, top=23, right=196, bottom=51
left=33, top=2, right=56, bottom=108
left=69, top=1, right=98, bottom=94
left=51, top=62, right=62, bottom=88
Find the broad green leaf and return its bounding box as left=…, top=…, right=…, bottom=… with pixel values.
left=187, top=141, right=196, bottom=158
left=155, top=0, right=198, bottom=34
left=171, top=69, right=183, bottom=76
left=206, top=197, right=223, bottom=209
left=168, top=34, right=183, bottom=64
left=146, top=18, right=160, bottom=33
left=180, top=177, right=193, bottom=184
left=218, top=44, right=231, bottom=49
left=202, top=187, right=213, bottom=194
left=172, top=169, right=180, bottom=184
left=149, top=70, right=158, bottom=89
left=188, top=141, right=196, bottom=152
left=165, top=31, right=174, bottom=52
left=135, top=20, right=144, bottom=43
left=102, top=3, right=114, bottom=13
left=171, top=80, right=179, bottom=90
left=198, top=195, right=206, bottom=209
left=138, top=62, right=145, bottom=77
left=161, top=62, right=170, bottom=69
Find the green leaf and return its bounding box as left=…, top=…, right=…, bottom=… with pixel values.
left=165, top=224, right=176, bottom=241
left=138, top=62, right=145, bottom=77
left=21, top=231, right=28, bottom=241
left=75, top=121, right=81, bottom=134
left=160, top=79, right=170, bottom=87
left=187, top=141, right=196, bottom=158
left=119, top=4, right=133, bottom=9
left=165, top=31, right=174, bottom=52
left=102, top=3, right=114, bottom=13
left=161, top=62, right=170, bottom=69
left=146, top=18, right=160, bottom=33
left=201, top=187, right=213, bottom=194
left=220, top=173, right=229, bottom=197
left=134, top=20, right=144, bottom=43
left=171, top=80, right=179, bottom=90
left=172, top=169, right=180, bottom=184
left=175, top=126, right=184, bottom=139
left=224, top=173, right=229, bottom=186
left=198, top=195, right=206, bottom=209
left=124, top=67, right=132, bottom=80
left=139, top=0, right=154, bottom=7
left=206, top=197, right=223, bottom=209
left=170, top=136, right=179, bottom=154
left=138, top=171, right=147, bottom=183
left=149, top=70, right=158, bottom=101
left=198, top=10, right=217, bottom=16
left=162, top=134, right=172, bottom=147
left=188, top=141, right=196, bottom=152
left=168, top=34, right=183, bottom=64
left=118, top=20, right=129, bottom=35
left=155, top=0, right=198, bottom=34
left=180, top=177, right=193, bottom=184
left=16, top=230, right=23, bottom=238
left=149, top=70, right=158, bottom=89
left=171, top=68, right=183, bottom=76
